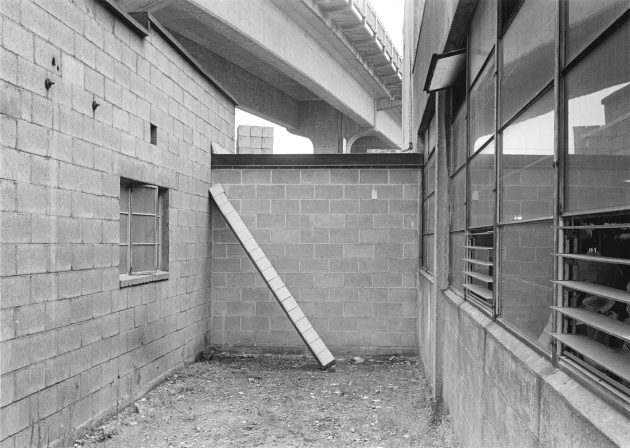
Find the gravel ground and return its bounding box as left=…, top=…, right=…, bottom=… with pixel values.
left=77, top=352, right=457, bottom=448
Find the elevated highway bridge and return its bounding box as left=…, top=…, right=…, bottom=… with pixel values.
left=115, top=0, right=403, bottom=153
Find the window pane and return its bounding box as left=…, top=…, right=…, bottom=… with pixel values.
left=500, top=221, right=553, bottom=348
left=428, top=115, right=436, bottom=153
left=470, top=55, right=495, bottom=154
left=452, top=104, right=467, bottom=172
left=500, top=0, right=555, bottom=127
left=451, top=169, right=466, bottom=231
left=424, top=154, right=435, bottom=196
left=567, top=0, right=629, bottom=64
left=120, top=185, right=129, bottom=213
left=427, top=195, right=435, bottom=233
left=469, top=141, right=495, bottom=228
left=566, top=22, right=630, bottom=213
left=119, top=246, right=128, bottom=275
left=120, top=214, right=128, bottom=244
left=501, top=90, right=555, bottom=222
left=131, top=244, right=156, bottom=273
left=132, top=185, right=157, bottom=214
left=470, top=0, right=496, bottom=82
left=423, top=234, right=434, bottom=273
left=131, top=215, right=156, bottom=244
left=450, top=231, right=466, bottom=293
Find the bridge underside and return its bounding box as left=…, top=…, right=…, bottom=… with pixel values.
left=115, top=0, right=403, bottom=153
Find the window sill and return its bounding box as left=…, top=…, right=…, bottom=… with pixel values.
left=119, top=271, right=169, bottom=288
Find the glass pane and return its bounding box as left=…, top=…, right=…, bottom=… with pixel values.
left=428, top=115, right=436, bottom=154
left=567, top=0, right=629, bottom=64
left=470, top=55, right=495, bottom=154
left=120, top=214, right=128, bottom=244
left=119, top=246, right=128, bottom=275
left=500, top=0, right=555, bottom=126
left=470, top=0, right=496, bottom=82
left=500, top=221, right=553, bottom=348
left=451, top=104, right=467, bottom=172
left=424, top=154, right=435, bottom=196
left=131, top=215, right=156, bottom=244
left=469, top=141, right=495, bottom=228
left=450, top=231, right=466, bottom=293
left=423, top=234, right=434, bottom=273
left=427, top=195, right=435, bottom=233
left=131, top=244, right=156, bottom=273
left=566, top=22, right=630, bottom=213
left=120, top=185, right=129, bottom=213
left=501, top=90, right=555, bottom=222
left=131, top=185, right=157, bottom=214
left=451, top=169, right=466, bottom=231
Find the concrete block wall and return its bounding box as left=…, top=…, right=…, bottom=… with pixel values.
left=0, top=1, right=234, bottom=445
left=237, top=125, right=273, bottom=154
left=210, top=166, right=420, bottom=355
left=440, top=289, right=630, bottom=448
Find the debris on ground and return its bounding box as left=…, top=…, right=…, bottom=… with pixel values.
left=78, top=353, right=457, bottom=447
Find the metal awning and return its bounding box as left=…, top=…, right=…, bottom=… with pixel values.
left=423, top=49, right=466, bottom=92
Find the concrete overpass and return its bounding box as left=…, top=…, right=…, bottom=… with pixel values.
left=114, top=0, right=403, bottom=153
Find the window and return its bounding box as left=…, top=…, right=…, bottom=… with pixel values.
left=555, top=212, right=630, bottom=394
left=119, top=180, right=168, bottom=277
left=565, top=20, right=629, bottom=214
left=442, top=0, right=630, bottom=399
left=500, top=0, right=555, bottom=126
left=422, top=119, right=436, bottom=273
left=553, top=18, right=630, bottom=395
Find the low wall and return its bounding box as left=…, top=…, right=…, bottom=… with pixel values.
left=210, top=154, right=422, bottom=356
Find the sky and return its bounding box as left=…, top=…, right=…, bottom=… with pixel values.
left=235, top=0, right=405, bottom=154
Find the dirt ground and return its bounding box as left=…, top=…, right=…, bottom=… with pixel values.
left=77, top=352, right=457, bottom=448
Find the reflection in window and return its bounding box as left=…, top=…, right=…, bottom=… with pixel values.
left=500, top=221, right=554, bottom=346
left=469, top=141, right=495, bottom=228
left=501, top=90, right=555, bottom=222
left=566, top=0, right=629, bottom=65
left=425, top=155, right=435, bottom=196
left=566, top=21, right=629, bottom=213
left=470, top=0, right=496, bottom=83
left=451, top=169, right=466, bottom=231
left=500, top=0, right=555, bottom=126
left=451, top=104, right=467, bottom=173
left=469, top=55, right=495, bottom=154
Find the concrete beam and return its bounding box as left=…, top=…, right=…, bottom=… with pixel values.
left=173, top=32, right=300, bottom=130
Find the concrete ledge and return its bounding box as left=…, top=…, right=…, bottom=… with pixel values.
left=211, top=153, right=423, bottom=168
left=119, top=271, right=169, bottom=288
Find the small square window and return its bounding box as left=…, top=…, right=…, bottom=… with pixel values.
left=119, top=180, right=168, bottom=277
left=150, top=124, right=157, bottom=145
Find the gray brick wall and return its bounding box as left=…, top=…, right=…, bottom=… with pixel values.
left=0, top=0, right=234, bottom=445
left=211, top=167, right=420, bottom=355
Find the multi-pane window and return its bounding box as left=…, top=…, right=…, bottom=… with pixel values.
left=422, top=116, right=436, bottom=273
left=119, top=180, right=169, bottom=276
left=446, top=0, right=630, bottom=396
left=554, top=16, right=630, bottom=394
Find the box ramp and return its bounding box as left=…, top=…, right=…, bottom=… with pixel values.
left=210, top=184, right=336, bottom=369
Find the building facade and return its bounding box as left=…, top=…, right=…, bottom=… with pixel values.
left=0, top=0, right=235, bottom=445
left=405, top=0, right=630, bottom=446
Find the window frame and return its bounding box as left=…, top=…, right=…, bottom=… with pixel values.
left=119, top=179, right=169, bottom=283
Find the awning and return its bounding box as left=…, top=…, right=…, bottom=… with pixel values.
left=423, top=49, right=466, bottom=92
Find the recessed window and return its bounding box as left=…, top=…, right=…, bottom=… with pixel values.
left=150, top=124, right=157, bottom=145
left=119, top=180, right=168, bottom=277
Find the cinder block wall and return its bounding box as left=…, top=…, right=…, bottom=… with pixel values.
left=236, top=125, right=273, bottom=154
left=441, top=290, right=630, bottom=447
left=210, top=166, right=420, bottom=355
left=0, top=1, right=234, bottom=446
